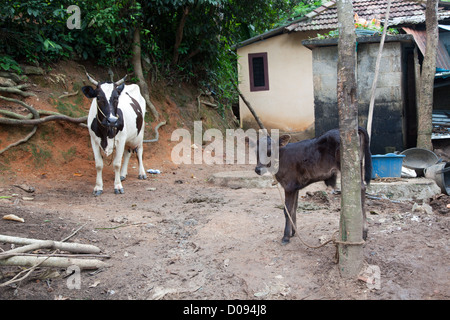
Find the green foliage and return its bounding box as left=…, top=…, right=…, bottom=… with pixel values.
left=0, top=0, right=319, bottom=110
left=0, top=1, right=74, bottom=64
left=274, top=1, right=323, bottom=28
left=0, top=55, right=22, bottom=74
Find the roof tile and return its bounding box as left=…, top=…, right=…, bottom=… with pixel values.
left=288, top=0, right=450, bottom=32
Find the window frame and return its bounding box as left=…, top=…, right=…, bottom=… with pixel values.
left=248, top=52, right=269, bottom=92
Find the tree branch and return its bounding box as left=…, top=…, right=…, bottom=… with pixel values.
left=172, top=5, right=190, bottom=66
left=0, top=85, right=36, bottom=97
left=0, top=114, right=87, bottom=126
left=0, top=125, right=37, bottom=155
left=0, top=94, right=87, bottom=154
left=132, top=28, right=160, bottom=120
left=232, top=81, right=266, bottom=130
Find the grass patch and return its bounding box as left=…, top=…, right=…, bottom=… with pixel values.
left=61, top=146, right=77, bottom=163
left=50, top=97, right=87, bottom=118
left=28, top=143, right=53, bottom=168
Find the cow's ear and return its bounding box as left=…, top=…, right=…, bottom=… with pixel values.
left=82, top=86, right=97, bottom=98
left=279, top=134, right=291, bottom=147
left=116, top=83, right=125, bottom=95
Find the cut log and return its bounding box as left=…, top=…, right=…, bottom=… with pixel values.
left=0, top=241, right=53, bottom=260
left=0, top=235, right=101, bottom=254
left=0, top=256, right=110, bottom=270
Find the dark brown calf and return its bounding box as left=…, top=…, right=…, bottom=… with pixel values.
left=254, top=127, right=372, bottom=244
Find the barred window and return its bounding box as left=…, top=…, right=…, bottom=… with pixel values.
left=249, top=53, right=269, bottom=91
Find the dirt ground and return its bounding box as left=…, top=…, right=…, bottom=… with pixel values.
left=0, top=157, right=449, bottom=300
left=0, top=63, right=449, bottom=301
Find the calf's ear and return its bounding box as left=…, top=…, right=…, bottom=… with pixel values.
left=279, top=134, right=291, bottom=147
left=82, top=86, right=97, bottom=98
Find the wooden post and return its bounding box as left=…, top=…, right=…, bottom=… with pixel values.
left=416, top=0, right=439, bottom=150
left=336, top=0, right=364, bottom=278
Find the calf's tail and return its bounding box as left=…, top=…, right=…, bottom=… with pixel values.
left=358, top=126, right=373, bottom=185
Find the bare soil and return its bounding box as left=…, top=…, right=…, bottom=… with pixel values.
left=0, top=62, right=449, bottom=301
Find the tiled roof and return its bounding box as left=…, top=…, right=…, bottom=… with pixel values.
left=287, top=0, right=450, bottom=32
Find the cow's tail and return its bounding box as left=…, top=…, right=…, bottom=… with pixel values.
left=358, top=126, right=373, bottom=185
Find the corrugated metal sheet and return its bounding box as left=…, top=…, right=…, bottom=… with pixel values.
left=432, top=110, right=450, bottom=140
left=403, top=27, right=450, bottom=70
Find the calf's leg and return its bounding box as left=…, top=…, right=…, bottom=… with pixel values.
left=282, top=190, right=298, bottom=244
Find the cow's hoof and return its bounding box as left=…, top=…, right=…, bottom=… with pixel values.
left=120, top=176, right=126, bottom=181
left=138, top=174, right=147, bottom=180
left=281, top=237, right=290, bottom=245
left=93, top=190, right=103, bottom=196
left=114, top=188, right=124, bottom=194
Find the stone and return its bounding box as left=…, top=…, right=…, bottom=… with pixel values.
left=367, top=178, right=441, bottom=201
left=208, top=170, right=275, bottom=189
left=20, top=65, right=44, bottom=75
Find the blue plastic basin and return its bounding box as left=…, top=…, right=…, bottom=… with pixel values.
left=371, top=153, right=406, bottom=179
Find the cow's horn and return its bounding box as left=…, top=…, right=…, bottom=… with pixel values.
left=114, top=75, right=127, bottom=86
left=85, top=72, right=98, bottom=86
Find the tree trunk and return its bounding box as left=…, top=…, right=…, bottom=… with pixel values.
left=172, top=6, right=190, bottom=66
left=336, top=0, right=364, bottom=278
left=132, top=28, right=159, bottom=120
left=416, top=0, right=439, bottom=150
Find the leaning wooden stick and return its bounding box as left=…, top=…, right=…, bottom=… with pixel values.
left=232, top=82, right=266, bottom=130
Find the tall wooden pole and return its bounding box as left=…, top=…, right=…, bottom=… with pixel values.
left=336, top=0, right=364, bottom=278
left=416, top=0, right=439, bottom=150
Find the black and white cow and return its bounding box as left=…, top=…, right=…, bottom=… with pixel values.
left=82, top=73, right=147, bottom=196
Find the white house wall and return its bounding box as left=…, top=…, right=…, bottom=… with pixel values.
left=237, top=31, right=316, bottom=136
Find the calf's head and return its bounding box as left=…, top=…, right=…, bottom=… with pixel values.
left=82, top=73, right=127, bottom=129
left=248, top=132, right=291, bottom=175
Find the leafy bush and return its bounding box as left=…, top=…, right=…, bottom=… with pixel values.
left=0, top=55, right=22, bottom=74
left=1, top=0, right=313, bottom=109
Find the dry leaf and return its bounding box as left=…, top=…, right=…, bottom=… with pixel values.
left=3, top=214, right=25, bottom=223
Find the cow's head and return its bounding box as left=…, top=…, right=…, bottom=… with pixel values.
left=82, top=73, right=127, bottom=129
left=248, top=132, right=291, bottom=176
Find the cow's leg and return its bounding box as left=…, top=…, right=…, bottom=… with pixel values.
left=282, top=190, right=298, bottom=244
left=92, top=142, right=104, bottom=196
left=113, top=143, right=125, bottom=194
left=120, top=148, right=132, bottom=181
left=135, top=143, right=147, bottom=180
